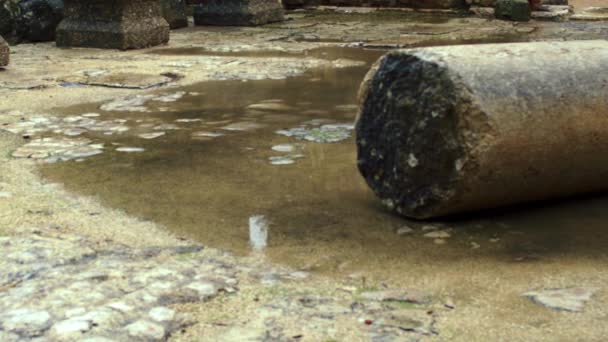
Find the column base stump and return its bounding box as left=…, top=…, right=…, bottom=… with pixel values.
left=193, top=0, right=284, bottom=26
left=56, top=0, right=170, bottom=50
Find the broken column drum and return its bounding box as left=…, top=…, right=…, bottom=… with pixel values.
left=56, top=0, right=170, bottom=50
left=356, top=41, right=608, bottom=219
left=0, top=34, right=8, bottom=66
left=193, top=0, right=284, bottom=26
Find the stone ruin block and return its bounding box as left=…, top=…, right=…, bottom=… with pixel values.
left=56, top=0, right=170, bottom=50
left=162, top=0, right=188, bottom=29
left=495, top=0, right=531, bottom=21
left=192, top=0, right=284, bottom=26
left=0, top=35, right=8, bottom=67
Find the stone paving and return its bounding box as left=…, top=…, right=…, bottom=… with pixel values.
left=0, top=227, right=446, bottom=341
left=0, top=228, right=238, bottom=341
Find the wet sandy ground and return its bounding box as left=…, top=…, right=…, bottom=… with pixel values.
left=2, top=9, right=608, bottom=341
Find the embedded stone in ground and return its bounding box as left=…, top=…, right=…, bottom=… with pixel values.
left=523, top=288, right=598, bottom=312
left=161, top=0, right=188, bottom=29
left=192, top=0, right=284, bottom=26
left=56, top=0, right=170, bottom=49
left=0, top=34, right=8, bottom=67
left=126, top=320, right=166, bottom=340
left=2, top=309, right=52, bottom=336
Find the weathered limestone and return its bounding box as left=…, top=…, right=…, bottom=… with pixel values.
left=161, top=0, right=188, bottom=29
left=192, top=0, right=284, bottom=26
left=0, top=35, right=8, bottom=67
left=495, top=0, right=531, bottom=21
left=356, top=41, right=608, bottom=219
left=56, top=0, right=170, bottom=50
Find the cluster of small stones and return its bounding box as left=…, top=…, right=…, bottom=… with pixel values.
left=0, top=229, right=238, bottom=341
left=231, top=288, right=439, bottom=340
left=3, top=92, right=357, bottom=165
left=275, top=122, right=355, bottom=143
left=269, top=143, right=304, bottom=165
left=11, top=137, right=104, bottom=163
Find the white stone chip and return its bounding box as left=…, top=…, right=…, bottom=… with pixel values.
left=51, top=319, right=92, bottom=336
left=116, top=147, right=145, bottom=153
left=149, top=307, right=176, bottom=322
left=186, top=282, right=218, bottom=297
left=138, top=132, right=166, bottom=139
left=271, top=144, right=296, bottom=152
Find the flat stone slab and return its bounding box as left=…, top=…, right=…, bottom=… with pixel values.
left=571, top=7, right=608, bottom=21
left=523, top=288, right=598, bottom=312
left=56, top=0, right=170, bottom=50
left=193, top=0, right=284, bottom=26
left=0, top=35, right=8, bottom=67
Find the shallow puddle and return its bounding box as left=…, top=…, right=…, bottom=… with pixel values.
left=39, top=46, right=608, bottom=296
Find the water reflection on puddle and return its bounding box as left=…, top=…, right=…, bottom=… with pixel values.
left=249, top=215, right=269, bottom=252
left=39, top=46, right=608, bottom=290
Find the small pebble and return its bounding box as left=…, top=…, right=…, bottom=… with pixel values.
left=116, top=147, right=145, bottom=153
left=396, top=226, right=414, bottom=235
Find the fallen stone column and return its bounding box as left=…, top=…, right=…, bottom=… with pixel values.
left=56, top=0, right=170, bottom=50
left=192, top=0, right=284, bottom=26
left=356, top=40, right=608, bottom=219
left=0, top=35, right=8, bottom=66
